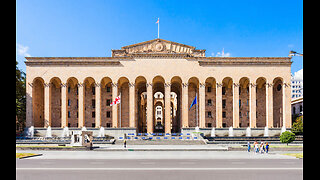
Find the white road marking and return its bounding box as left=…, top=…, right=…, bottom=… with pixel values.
left=16, top=167, right=303, bottom=171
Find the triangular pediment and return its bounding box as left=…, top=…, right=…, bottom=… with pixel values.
left=112, top=38, right=205, bottom=57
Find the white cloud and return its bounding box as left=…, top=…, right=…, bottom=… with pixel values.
left=16, top=43, right=31, bottom=57
left=211, top=48, right=231, bottom=57
left=293, top=69, right=303, bottom=80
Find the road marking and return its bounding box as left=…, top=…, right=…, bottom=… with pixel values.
left=16, top=167, right=303, bottom=171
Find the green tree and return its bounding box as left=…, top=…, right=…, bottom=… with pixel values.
left=292, top=116, right=303, bottom=135
left=16, top=60, right=26, bottom=133
left=280, top=131, right=296, bottom=146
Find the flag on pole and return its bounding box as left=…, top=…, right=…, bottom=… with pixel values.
left=189, top=95, right=197, bottom=110
left=156, top=18, right=159, bottom=24
left=110, top=95, right=121, bottom=106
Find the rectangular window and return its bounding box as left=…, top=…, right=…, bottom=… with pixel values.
left=222, top=87, right=226, bottom=95
left=207, top=123, right=212, bottom=127
left=92, top=99, right=95, bottom=108
left=92, top=123, right=95, bottom=127
left=92, top=111, right=95, bottom=118
left=92, top=87, right=95, bottom=95
left=222, top=111, right=226, bottom=118
left=68, top=123, right=70, bottom=127
left=106, top=123, right=111, bottom=127
left=106, top=99, right=111, bottom=106
left=68, top=87, right=71, bottom=93
left=207, top=99, right=212, bottom=106
left=68, top=111, right=71, bottom=118
left=239, top=100, right=241, bottom=108
left=106, top=111, right=111, bottom=118
left=68, top=99, right=71, bottom=106
left=207, top=86, right=211, bottom=92
left=222, top=123, right=227, bottom=127
left=222, top=99, right=226, bottom=108
left=207, top=111, right=212, bottom=118
left=106, top=86, right=111, bottom=92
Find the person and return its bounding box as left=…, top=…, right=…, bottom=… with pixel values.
left=266, top=142, right=269, bottom=153
left=255, top=142, right=259, bottom=154
left=247, top=141, right=251, bottom=152
left=123, top=139, right=127, bottom=148
left=260, top=143, right=264, bottom=154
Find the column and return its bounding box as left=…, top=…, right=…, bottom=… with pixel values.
left=164, top=82, right=171, bottom=134
left=146, top=82, right=153, bottom=133
left=283, top=82, right=292, bottom=128
left=95, top=83, right=101, bottom=128
left=233, top=83, right=240, bottom=128
left=199, top=83, right=206, bottom=128
left=78, top=83, right=85, bottom=128
left=181, top=83, right=188, bottom=128
left=61, top=83, right=68, bottom=128
left=26, top=82, right=33, bottom=127
left=216, top=82, right=223, bottom=128
left=44, top=82, right=51, bottom=128
left=249, top=83, right=257, bottom=128
left=129, top=82, right=135, bottom=128
left=266, top=82, right=273, bottom=128
left=112, top=83, right=118, bottom=128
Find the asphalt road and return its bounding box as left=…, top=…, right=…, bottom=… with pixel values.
left=16, top=154, right=303, bottom=180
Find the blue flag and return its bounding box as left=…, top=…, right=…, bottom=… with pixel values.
left=189, top=95, right=197, bottom=110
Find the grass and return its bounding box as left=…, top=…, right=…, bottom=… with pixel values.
left=281, top=153, right=303, bottom=158
left=16, top=153, right=38, bottom=158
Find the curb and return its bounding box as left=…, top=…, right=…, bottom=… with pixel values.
left=18, top=154, right=43, bottom=159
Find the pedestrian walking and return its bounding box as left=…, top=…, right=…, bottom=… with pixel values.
left=247, top=141, right=251, bottom=152
left=260, top=143, right=264, bottom=154
left=255, top=142, right=259, bottom=154
left=266, top=142, right=269, bottom=153
left=123, top=139, right=127, bottom=148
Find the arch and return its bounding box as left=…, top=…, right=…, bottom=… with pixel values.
left=273, top=77, right=283, bottom=128
left=49, top=77, right=62, bottom=127
left=100, top=77, right=113, bottom=128
left=135, top=76, right=147, bottom=133
left=222, top=77, right=233, bottom=128
left=239, top=77, right=250, bottom=127
left=187, top=77, right=199, bottom=127
left=32, top=77, right=45, bottom=127
left=83, top=77, right=96, bottom=128
left=256, top=77, right=266, bottom=127
left=66, top=77, right=79, bottom=127
left=205, top=77, right=216, bottom=128
left=117, top=77, right=130, bottom=127
left=170, top=77, right=182, bottom=132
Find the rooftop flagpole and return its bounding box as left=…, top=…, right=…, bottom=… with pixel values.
left=156, top=18, right=159, bottom=38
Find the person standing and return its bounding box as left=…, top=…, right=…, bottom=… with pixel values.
left=247, top=141, right=251, bottom=152
left=123, top=139, right=127, bottom=148
left=266, top=142, right=269, bottom=153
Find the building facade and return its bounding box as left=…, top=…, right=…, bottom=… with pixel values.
left=25, top=38, right=292, bottom=136
left=291, top=69, right=303, bottom=99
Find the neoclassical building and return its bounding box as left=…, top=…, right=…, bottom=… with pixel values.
left=25, top=38, right=292, bottom=136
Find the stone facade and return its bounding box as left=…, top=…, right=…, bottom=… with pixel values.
left=25, top=38, right=292, bottom=136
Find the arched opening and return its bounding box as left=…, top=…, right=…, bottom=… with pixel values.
left=205, top=77, right=216, bottom=128
left=32, top=77, right=44, bottom=127
left=170, top=76, right=182, bottom=133
left=101, top=77, right=113, bottom=128
left=222, top=77, right=233, bottom=128
left=273, top=77, right=283, bottom=128
left=239, top=77, right=250, bottom=127
left=135, top=76, right=147, bottom=133
left=152, top=75, right=165, bottom=132
left=49, top=77, right=62, bottom=127
left=117, top=77, right=130, bottom=127
left=256, top=77, right=266, bottom=127
left=66, top=77, right=78, bottom=127
left=84, top=77, right=96, bottom=128
left=188, top=77, right=199, bottom=127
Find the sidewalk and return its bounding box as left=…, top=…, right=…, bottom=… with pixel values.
left=96, top=144, right=228, bottom=151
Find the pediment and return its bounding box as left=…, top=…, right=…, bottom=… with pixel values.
left=112, top=38, right=205, bottom=57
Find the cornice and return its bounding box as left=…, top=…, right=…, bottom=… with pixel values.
left=193, top=57, right=292, bottom=65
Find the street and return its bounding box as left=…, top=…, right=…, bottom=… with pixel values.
left=16, top=150, right=303, bottom=180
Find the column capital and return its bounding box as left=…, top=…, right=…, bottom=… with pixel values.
left=60, top=83, right=67, bottom=87
left=283, top=83, right=291, bottom=88
left=94, top=83, right=101, bottom=87
left=249, top=83, right=257, bottom=87
left=77, top=83, right=84, bottom=87
left=28, top=82, right=34, bottom=87
left=199, top=83, right=206, bottom=88
left=164, top=82, right=171, bottom=87
left=111, top=82, right=118, bottom=87
left=182, top=83, right=189, bottom=87
left=233, top=83, right=240, bottom=87
left=44, top=82, right=51, bottom=88
left=266, top=83, right=273, bottom=88
left=146, top=82, right=153, bottom=87
left=129, top=82, right=135, bottom=87
left=216, top=83, right=223, bottom=88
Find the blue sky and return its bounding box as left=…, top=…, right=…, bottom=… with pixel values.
left=16, top=0, right=303, bottom=75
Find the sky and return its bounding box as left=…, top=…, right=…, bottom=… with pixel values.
left=16, top=0, right=303, bottom=75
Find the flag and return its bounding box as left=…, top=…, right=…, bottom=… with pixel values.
left=156, top=18, right=159, bottom=24
left=110, top=95, right=121, bottom=106
left=189, top=95, right=197, bottom=110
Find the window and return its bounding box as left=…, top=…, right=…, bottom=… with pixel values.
left=106, top=123, right=111, bottom=127
left=106, top=111, right=111, bottom=118
left=277, top=84, right=282, bottom=91
left=222, top=87, right=226, bottom=95
left=207, top=99, right=212, bottom=106
left=92, top=99, right=95, bottom=108
left=92, top=123, right=95, bottom=127
left=68, top=87, right=71, bottom=93
left=222, top=123, right=227, bottom=127
left=207, top=111, right=212, bottom=118
left=239, top=100, right=241, bottom=108
left=68, top=99, right=71, bottom=106
left=207, top=86, right=211, bottom=92
left=106, top=86, right=111, bottom=92
left=68, top=123, right=70, bottom=127
left=207, top=123, right=212, bottom=127
left=222, top=99, right=226, bottom=108
left=68, top=111, right=71, bottom=118
left=92, top=111, right=95, bottom=118
left=239, top=111, right=242, bottom=118
left=77, top=111, right=78, bottom=118
left=222, top=111, right=226, bottom=118
left=92, top=87, right=95, bottom=95
left=106, top=99, right=111, bottom=106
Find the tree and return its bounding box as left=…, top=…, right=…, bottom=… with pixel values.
left=16, top=60, right=26, bottom=134
left=292, top=116, right=303, bottom=135
left=280, top=131, right=296, bottom=146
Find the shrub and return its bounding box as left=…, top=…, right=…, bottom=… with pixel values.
left=292, top=116, right=303, bottom=135
left=280, top=131, right=296, bottom=145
